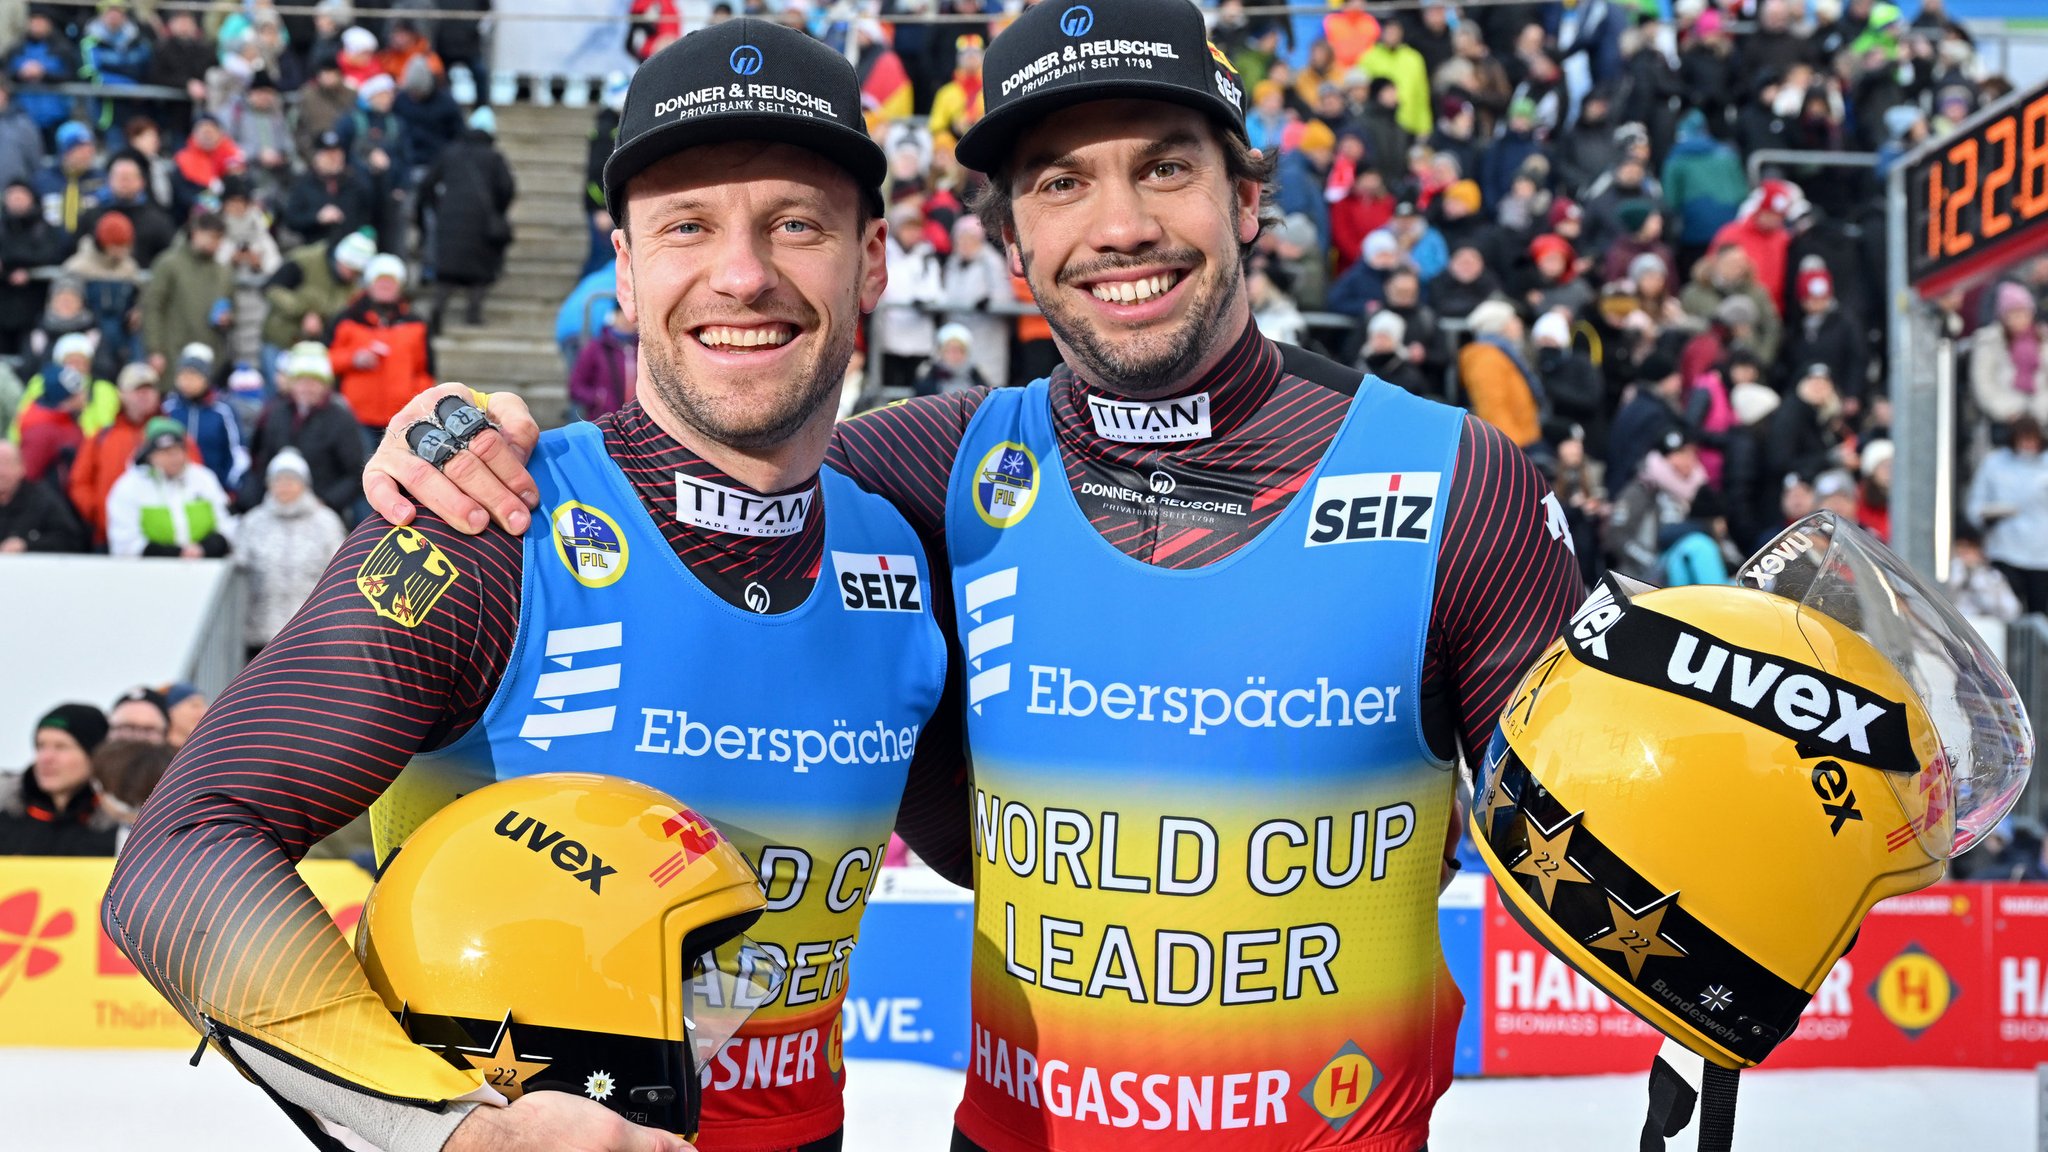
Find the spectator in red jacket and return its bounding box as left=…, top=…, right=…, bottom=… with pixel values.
left=1710, top=178, right=1800, bottom=310
left=329, top=254, right=434, bottom=440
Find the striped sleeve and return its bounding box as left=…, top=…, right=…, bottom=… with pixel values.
left=101, top=513, right=527, bottom=1145
left=1425, top=416, right=1586, bottom=763
left=829, top=392, right=988, bottom=887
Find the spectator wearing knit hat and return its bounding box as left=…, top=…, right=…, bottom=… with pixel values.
left=81, top=155, right=176, bottom=267
left=238, top=446, right=346, bottom=655
left=1782, top=260, right=1866, bottom=405
left=0, top=440, right=84, bottom=553
left=1359, top=310, right=1431, bottom=399
left=12, top=331, right=116, bottom=482
left=330, top=253, right=435, bottom=434
left=0, top=180, right=66, bottom=358
left=161, top=343, right=249, bottom=493
left=1600, top=200, right=1674, bottom=285
left=281, top=130, right=375, bottom=245
left=1532, top=310, right=1604, bottom=448
left=1970, top=282, right=2048, bottom=433
left=140, top=211, right=234, bottom=371
left=70, top=363, right=199, bottom=547
left=1327, top=229, right=1407, bottom=319
left=1277, top=119, right=1337, bottom=249
left=60, top=212, right=143, bottom=375
left=0, top=704, right=119, bottom=856
left=105, top=414, right=236, bottom=559
left=240, top=341, right=365, bottom=518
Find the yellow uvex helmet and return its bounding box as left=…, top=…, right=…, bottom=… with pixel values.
left=1472, top=515, right=2032, bottom=1071
left=357, top=773, right=778, bottom=1138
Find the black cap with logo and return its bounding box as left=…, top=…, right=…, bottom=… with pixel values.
left=603, top=18, right=885, bottom=218
left=956, top=0, right=1247, bottom=174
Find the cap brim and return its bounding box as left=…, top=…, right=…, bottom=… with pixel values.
left=604, top=116, right=886, bottom=220
left=956, top=80, right=1246, bottom=174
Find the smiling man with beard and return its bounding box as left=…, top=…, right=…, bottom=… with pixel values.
left=366, top=3, right=1585, bottom=1150
left=104, top=21, right=952, bottom=1152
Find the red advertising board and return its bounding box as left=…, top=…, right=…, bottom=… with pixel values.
left=1478, top=881, right=2022, bottom=1075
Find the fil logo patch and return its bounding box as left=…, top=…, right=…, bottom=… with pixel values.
left=552, top=502, right=628, bottom=588
left=973, top=443, right=1039, bottom=528
left=1300, top=1041, right=1380, bottom=1130
left=1086, top=392, right=1212, bottom=444
left=1303, top=472, right=1439, bottom=547
left=519, top=622, right=623, bottom=750
left=833, top=552, right=923, bottom=613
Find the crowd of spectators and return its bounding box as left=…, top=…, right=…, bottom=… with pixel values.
left=0, top=1, right=520, bottom=659
left=8, top=1, right=2048, bottom=856
left=558, top=0, right=2048, bottom=608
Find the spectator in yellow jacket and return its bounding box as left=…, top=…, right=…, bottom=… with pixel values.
left=1356, top=18, right=1433, bottom=137
left=928, top=35, right=985, bottom=141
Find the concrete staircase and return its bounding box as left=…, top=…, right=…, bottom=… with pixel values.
left=430, top=104, right=596, bottom=429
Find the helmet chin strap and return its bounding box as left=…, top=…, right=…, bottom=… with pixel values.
left=1640, top=1037, right=1741, bottom=1152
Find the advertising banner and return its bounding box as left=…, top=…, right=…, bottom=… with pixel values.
left=0, top=858, right=371, bottom=1048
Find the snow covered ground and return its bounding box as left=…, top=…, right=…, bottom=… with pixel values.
left=4, top=1049, right=2031, bottom=1151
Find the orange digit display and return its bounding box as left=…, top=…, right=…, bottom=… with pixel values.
left=1945, top=137, right=1978, bottom=257
left=1911, top=79, right=2048, bottom=296
left=1984, top=118, right=2017, bottom=240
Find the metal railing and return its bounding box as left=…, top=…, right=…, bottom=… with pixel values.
left=181, top=563, right=247, bottom=703
left=1745, top=149, right=1879, bottom=186
left=2009, top=613, right=2048, bottom=828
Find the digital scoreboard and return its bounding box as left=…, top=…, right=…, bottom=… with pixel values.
left=1909, top=82, right=2048, bottom=297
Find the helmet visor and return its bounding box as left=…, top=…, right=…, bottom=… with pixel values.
left=1739, top=512, right=2034, bottom=857
left=684, top=934, right=788, bottom=1066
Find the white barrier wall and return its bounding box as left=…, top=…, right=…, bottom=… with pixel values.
left=0, top=556, right=240, bottom=766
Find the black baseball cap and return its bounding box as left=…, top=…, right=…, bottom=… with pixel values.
left=956, top=0, right=1248, bottom=174
left=603, top=18, right=885, bottom=219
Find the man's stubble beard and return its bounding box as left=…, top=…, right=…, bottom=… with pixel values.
left=1027, top=246, right=1245, bottom=399
left=639, top=283, right=859, bottom=454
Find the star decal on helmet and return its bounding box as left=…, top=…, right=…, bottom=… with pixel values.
left=1511, top=811, right=1593, bottom=907
left=459, top=1013, right=555, bottom=1101
left=1588, top=891, right=1688, bottom=981
left=584, top=1069, right=616, bottom=1101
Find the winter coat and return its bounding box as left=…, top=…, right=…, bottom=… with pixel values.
left=330, top=296, right=435, bottom=428
left=1710, top=215, right=1793, bottom=308
left=1782, top=306, right=1867, bottom=402
left=163, top=391, right=250, bottom=494
left=1276, top=150, right=1332, bottom=249
left=280, top=167, right=376, bottom=246
left=939, top=247, right=1015, bottom=389
left=293, top=80, right=358, bottom=160
left=263, top=241, right=358, bottom=348
left=1327, top=262, right=1388, bottom=320
left=1764, top=393, right=1839, bottom=485
left=220, top=97, right=298, bottom=173
left=0, top=475, right=84, bottom=552
left=106, top=460, right=236, bottom=557
left=6, top=33, right=80, bottom=132
left=1479, top=130, right=1546, bottom=210
left=71, top=412, right=199, bottom=546
left=240, top=394, right=368, bottom=517
left=0, top=207, right=66, bottom=334
left=1359, top=105, right=1412, bottom=189
left=238, top=492, right=346, bottom=647
left=0, top=771, right=119, bottom=856
left=0, top=105, right=44, bottom=193
left=141, top=238, right=233, bottom=364
left=1970, top=324, right=2048, bottom=427
left=1357, top=43, right=1433, bottom=137
left=30, top=160, right=105, bottom=235
left=569, top=327, right=638, bottom=421
left=1360, top=349, right=1434, bottom=399
left=1678, top=279, right=1782, bottom=364
left=145, top=33, right=214, bottom=96
left=1721, top=422, right=1779, bottom=554
left=338, top=107, right=411, bottom=177
left=1427, top=270, right=1503, bottom=321
left=1537, top=345, right=1605, bottom=447
left=1662, top=113, right=1749, bottom=247
left=418, top=129, right=516, bottom=287
left=1607, top=391, right=1682, bottom=488
left=1966, top=447, right=2048, bottom=571
left=394, top=86, right=465, bottom=172
left=1458, top=338, right=1544, bottom=449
